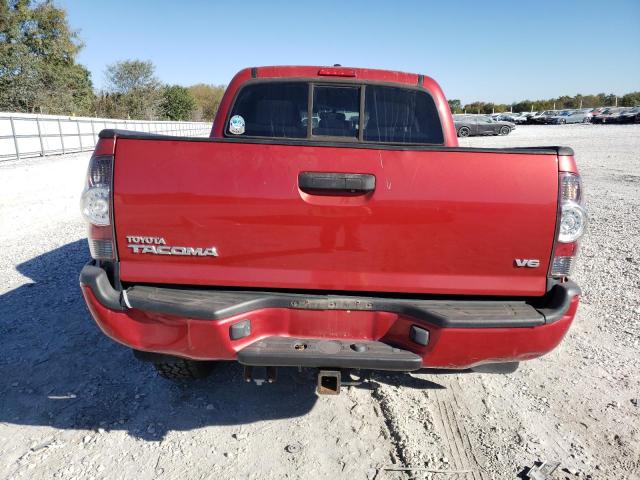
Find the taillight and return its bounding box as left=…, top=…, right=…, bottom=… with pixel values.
left=80, top=146, right=115, bottom=260
left=551, top=172, right=587, bottom=278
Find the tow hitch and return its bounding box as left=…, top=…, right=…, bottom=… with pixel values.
left=243, top=366, right=368, bottom=395
left=316, top=369, right=369, bottom=395
left=317, top=370, right=341, bottom=395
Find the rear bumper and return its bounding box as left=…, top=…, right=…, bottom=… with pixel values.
left=80, top=262, right=580, bottom=370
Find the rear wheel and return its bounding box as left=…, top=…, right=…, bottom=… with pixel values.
left=458, top=126, right=470, bottom=137
left=153, top=359, right=215, bottom=381
left=499, top=126, right=511, bottom=135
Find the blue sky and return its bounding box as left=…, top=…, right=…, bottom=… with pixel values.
left=59, top=0, right=640, bottom=104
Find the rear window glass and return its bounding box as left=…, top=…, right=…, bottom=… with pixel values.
left=364, top=85, right=443, bottom=144
left=312, top=85, right=360, bottom=138
left=227, top=82, right=308, bottom=138
left=226, top=81, right=444, bottom=145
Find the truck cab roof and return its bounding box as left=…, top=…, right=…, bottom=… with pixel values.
left=211, top=66, right=456, bottom=144
left=238, top=65, right=429, bottom=85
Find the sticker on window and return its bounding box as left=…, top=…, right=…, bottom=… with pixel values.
left=229, top=115, right=245, bottom=135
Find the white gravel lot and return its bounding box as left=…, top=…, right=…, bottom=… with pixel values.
left=0, top=124, right=638, bottom=479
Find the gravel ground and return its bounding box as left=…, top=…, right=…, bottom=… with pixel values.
left=0, top=124, right=638, bottom=479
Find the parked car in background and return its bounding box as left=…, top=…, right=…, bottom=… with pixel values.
left=542, top=111, right=571, bottom=124
left=610, top=108, right=633, bottom=123
left=454, top=114, right=515, bottom=137
left=589, top=107, right=608, bottom=117
left=615, top=107, right=640, bottom=124
left=528, top=110, right=560, bottom=124
left=548, top=110, right=592, bottom=124
left=580, top=109, right=595, bottom=121
left=512, top=112, right=531, bottom=123
left=591, top=107, right=625, bottom=124
left=496, top=113, right=527, bottom=124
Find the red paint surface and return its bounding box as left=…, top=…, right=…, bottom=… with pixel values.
left=113, top=138, right=558, bottom=296
left=81, top=286, right=578, bottom=369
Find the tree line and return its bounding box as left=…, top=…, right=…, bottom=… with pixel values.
left=92, top=60, right=225, bottom=121
left=1, top=0, right=224, bottom=121
left=448, top=91, right=640, bottom=115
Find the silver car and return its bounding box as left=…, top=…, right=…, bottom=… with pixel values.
left=549, top=110, right=592, bottom=124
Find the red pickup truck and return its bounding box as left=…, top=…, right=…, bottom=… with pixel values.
left=79, top=66, right=586, bottom=393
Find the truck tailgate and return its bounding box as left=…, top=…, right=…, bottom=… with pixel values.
left=113, top=138, right=558, bottom=296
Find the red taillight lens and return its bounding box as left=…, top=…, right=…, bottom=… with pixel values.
left=80, top=144, right=115, bottom=260
left=87, top=224, right=115, bottom=260
left=551, top=172, right=587, bottom=278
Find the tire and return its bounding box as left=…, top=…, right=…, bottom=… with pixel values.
left=499, top=126, right=511, bottom=135
left=561, top=119, right=566, bottom=125
left=153, top=359, right=215, bottom=381
left=458, top=126, right=470, bottom=137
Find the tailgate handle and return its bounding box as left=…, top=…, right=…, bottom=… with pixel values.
left=298, top=172, right=375, bottom=194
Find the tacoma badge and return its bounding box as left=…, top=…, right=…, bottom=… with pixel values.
left=126, top=236, right=218, bottom=257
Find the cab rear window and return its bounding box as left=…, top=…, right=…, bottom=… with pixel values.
left=363, top=85, right=444, bottom=144
left=312, top=85, right=360, bottom=138
left=226, top=81, right=443, bottom=144
left=226, top=82, right=308, bottom=138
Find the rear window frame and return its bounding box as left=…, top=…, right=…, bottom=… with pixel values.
left=223, top=78, right=445, bottom=146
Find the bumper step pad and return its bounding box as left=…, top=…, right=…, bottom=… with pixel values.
left=237, top=337, right=422, bottom=371
left=123, top=285, right=553, bottom=327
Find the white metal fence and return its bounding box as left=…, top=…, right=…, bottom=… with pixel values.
left=0, top=113, right=211, bottom=162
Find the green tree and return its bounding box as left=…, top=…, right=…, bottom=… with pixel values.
left=482, top=102, right=495, bottom=114
left=161, top=85, right=196, bottom=120
left=581, top=94, right=602, bottom=108
left=464, top=101, right=485, bottom=114
left=620, top=92, right=640, bottom=107
left=188, top=84, right=226, bottom=120
left=104, top=59, right=162, bottom=119
left=447, top=99, right=461, bottom=114
left=555, top=95, right=575, bottom=109
left=92, top=91, right=122, bottom=118
left=491, top=103, right=510, bottom=113
left=603, top=93, right=617, bottom=107
left=0, top=0, right=94, bottom=114
left=513, top=100, right=534, bottom=112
